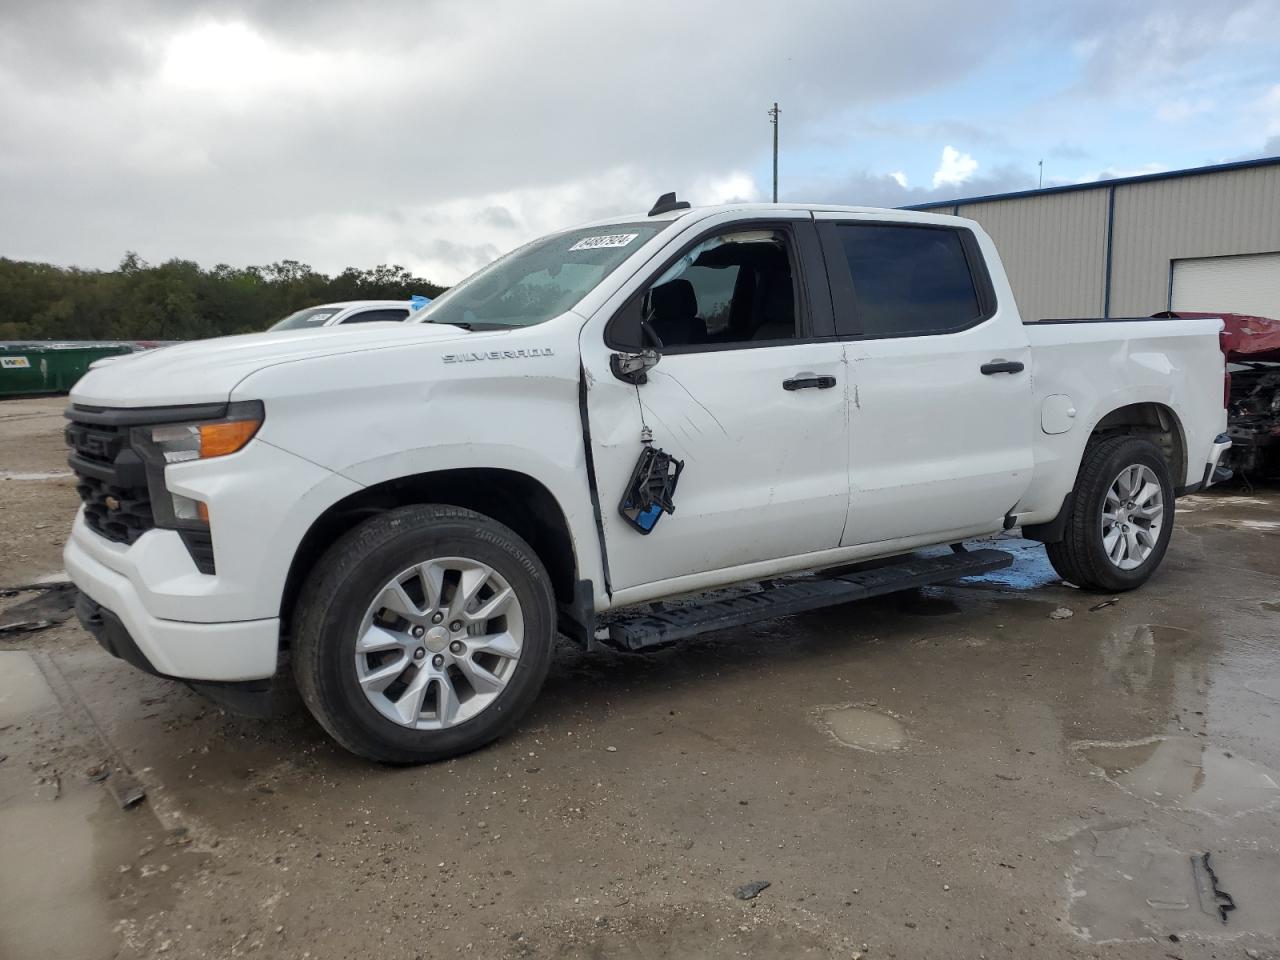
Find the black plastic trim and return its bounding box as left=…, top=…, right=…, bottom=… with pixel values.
left=601, top=548, right=1012, bottom=651
left=577, top=367, right=612, bottom=597
left=75, top=591, right=273, bottom=716
left=76, top=591, right=165, bottom=677
left=648, top=192, right=692, bottom=216
left=66, top=401, right=232, bottom=427
left=178, top=529, right=216, bottom=574
left=1021, top=492, right=1073, bottom=544
left=557, top=578, right=599, bottom=651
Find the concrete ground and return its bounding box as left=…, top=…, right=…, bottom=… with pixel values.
left=2, top=394, right=1278, bottom=960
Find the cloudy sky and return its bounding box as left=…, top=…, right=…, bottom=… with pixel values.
left=2, top=0, right=1278, bottom=283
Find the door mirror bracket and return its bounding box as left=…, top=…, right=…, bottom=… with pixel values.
left=609, top=318, right=664, bottom=384
left=610, top=349, right=660, bottom=384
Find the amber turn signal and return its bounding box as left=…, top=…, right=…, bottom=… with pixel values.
left=198, top=418, right=261, bottom=458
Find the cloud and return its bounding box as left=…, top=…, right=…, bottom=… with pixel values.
left=0, top=0, right=1277, bottom=283
left=932, top=146, right=979, bottom=188
left=0, top=0, right=1043, bottom=280
left=1081, top=163, right=1167, bottom=182
left=801, top=163, right=1036, bottom=209
left=1262, top=84, right=1280, bottom=137
left=1156, top=97, right=1215, bottom=122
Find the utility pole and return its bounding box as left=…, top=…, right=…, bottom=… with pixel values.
left=768, top=102, right=780, bottom=202
left=1038, top=159, right=1044, bottom=188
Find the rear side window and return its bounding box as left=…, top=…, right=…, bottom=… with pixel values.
left=342, top=309, right=410, bottom=324
left=835, top=224, right=985, bottom=338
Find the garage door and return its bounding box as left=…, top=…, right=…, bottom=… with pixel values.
left=1171, top=251, right=1280, bottom=319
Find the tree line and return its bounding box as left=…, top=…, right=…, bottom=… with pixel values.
left=0, top=254, right=446, bottom=342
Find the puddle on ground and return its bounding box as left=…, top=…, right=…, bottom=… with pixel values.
left=0, top=650, right=58, bottom=724
left=966, top=540, right=1061, bottom=590
left=0, top=470, right=73, bottom=481
left=818, top=706, right=906, bottom=752
left=1067, top=823, right=1280, bottom=943
left=1077, top=736, right=1280, bottom=817
left=1100, top=624, right=1198, bottom=694
left=0, top=650, right=197, bottom=960
left=0, top=792, right=120, bottom=960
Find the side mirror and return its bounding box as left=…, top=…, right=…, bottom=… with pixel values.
left=609, top=319, right=663, bottom=384
left=610, top=349, right=660, bottom=384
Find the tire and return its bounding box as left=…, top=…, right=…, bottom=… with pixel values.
left=292, top=505, right=556, bottom=764
left=1045, top=435, right=1176, bottom=592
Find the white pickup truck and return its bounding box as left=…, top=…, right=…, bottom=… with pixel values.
left=64, top=196, right=1231, bottom=762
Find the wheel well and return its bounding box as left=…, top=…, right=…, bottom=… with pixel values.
left=1091, top=402, right=1186, bottom=483
left=280, top=469, right=578, bottom=633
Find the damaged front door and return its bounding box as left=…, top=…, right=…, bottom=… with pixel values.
left=581, top=216, right=851, bottom=597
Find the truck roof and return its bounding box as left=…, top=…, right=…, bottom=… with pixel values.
left=577, top=202, right=971, bottom=229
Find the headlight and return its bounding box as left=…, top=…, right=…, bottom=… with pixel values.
left=146, top=414, right=262, bottom=464
left=132, top=401, right=264, bottom=528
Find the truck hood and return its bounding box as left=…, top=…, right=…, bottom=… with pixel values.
left=71, top=323, right=474, bottom=408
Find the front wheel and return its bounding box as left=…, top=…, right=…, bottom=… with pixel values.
left=1045, top=435, right=1175, bottom=592
left=292, top=505, right=556, bottom=764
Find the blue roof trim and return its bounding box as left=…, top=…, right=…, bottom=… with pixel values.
left=902, top=155, right=1280, bottom=211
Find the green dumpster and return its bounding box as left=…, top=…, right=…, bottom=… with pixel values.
left=0, top=342, right=136, bottom=398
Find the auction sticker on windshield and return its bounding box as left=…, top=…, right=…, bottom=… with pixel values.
left=569, top=233, right=639, bottom=251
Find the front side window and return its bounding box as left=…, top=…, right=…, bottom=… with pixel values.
left=836, top=224, right=983, bottom=338
left=342, top=309, right=410, bottom=324
left=416, top=223, right=665, bottom=330
left=610, top=228, right=799, bottom=350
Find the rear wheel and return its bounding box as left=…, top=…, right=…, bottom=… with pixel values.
left=292, top=505, right=556, bottom=763
left=1045, top=435, right=1175, bottom=592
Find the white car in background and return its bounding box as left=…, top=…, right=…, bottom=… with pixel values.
left=269, top=300, right=421, bottom=331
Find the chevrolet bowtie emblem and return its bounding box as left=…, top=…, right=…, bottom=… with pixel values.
left=105, top=495, right=121, bottom=510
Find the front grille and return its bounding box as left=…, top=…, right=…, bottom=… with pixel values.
left=65, top=416, right=155, bottom=544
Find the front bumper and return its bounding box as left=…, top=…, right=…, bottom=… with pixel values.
left=65, top=526, right=279, bottom=681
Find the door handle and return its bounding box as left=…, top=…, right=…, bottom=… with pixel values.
left=782, top=374, right=837, bottom=391
left=980, top=359, right=1025, bottom=375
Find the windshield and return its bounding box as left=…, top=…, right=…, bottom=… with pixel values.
left=270, top=307, right=341, bottom=331
left=417, top=222, right=665, bottom=329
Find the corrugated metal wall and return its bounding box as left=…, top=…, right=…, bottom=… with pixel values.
left=960, top=190, right=1109, bottom=321
left=948, top=161, right=1280, bottom=320
left=1108, top=165, right=1280, bottom=315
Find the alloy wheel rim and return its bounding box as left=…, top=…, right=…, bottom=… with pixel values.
left=1100, top=463, right=1164, bottom=571
left=354, top=557, right=524, bottom=730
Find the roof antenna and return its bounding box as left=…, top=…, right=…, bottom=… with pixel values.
left=648, top=192, right=691, bottom=217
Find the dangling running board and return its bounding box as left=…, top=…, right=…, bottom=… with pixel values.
left=598, top=548, right=1012, bottom=652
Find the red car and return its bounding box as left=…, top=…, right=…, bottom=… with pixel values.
left=1155, top=311, right=1280, bottom=478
